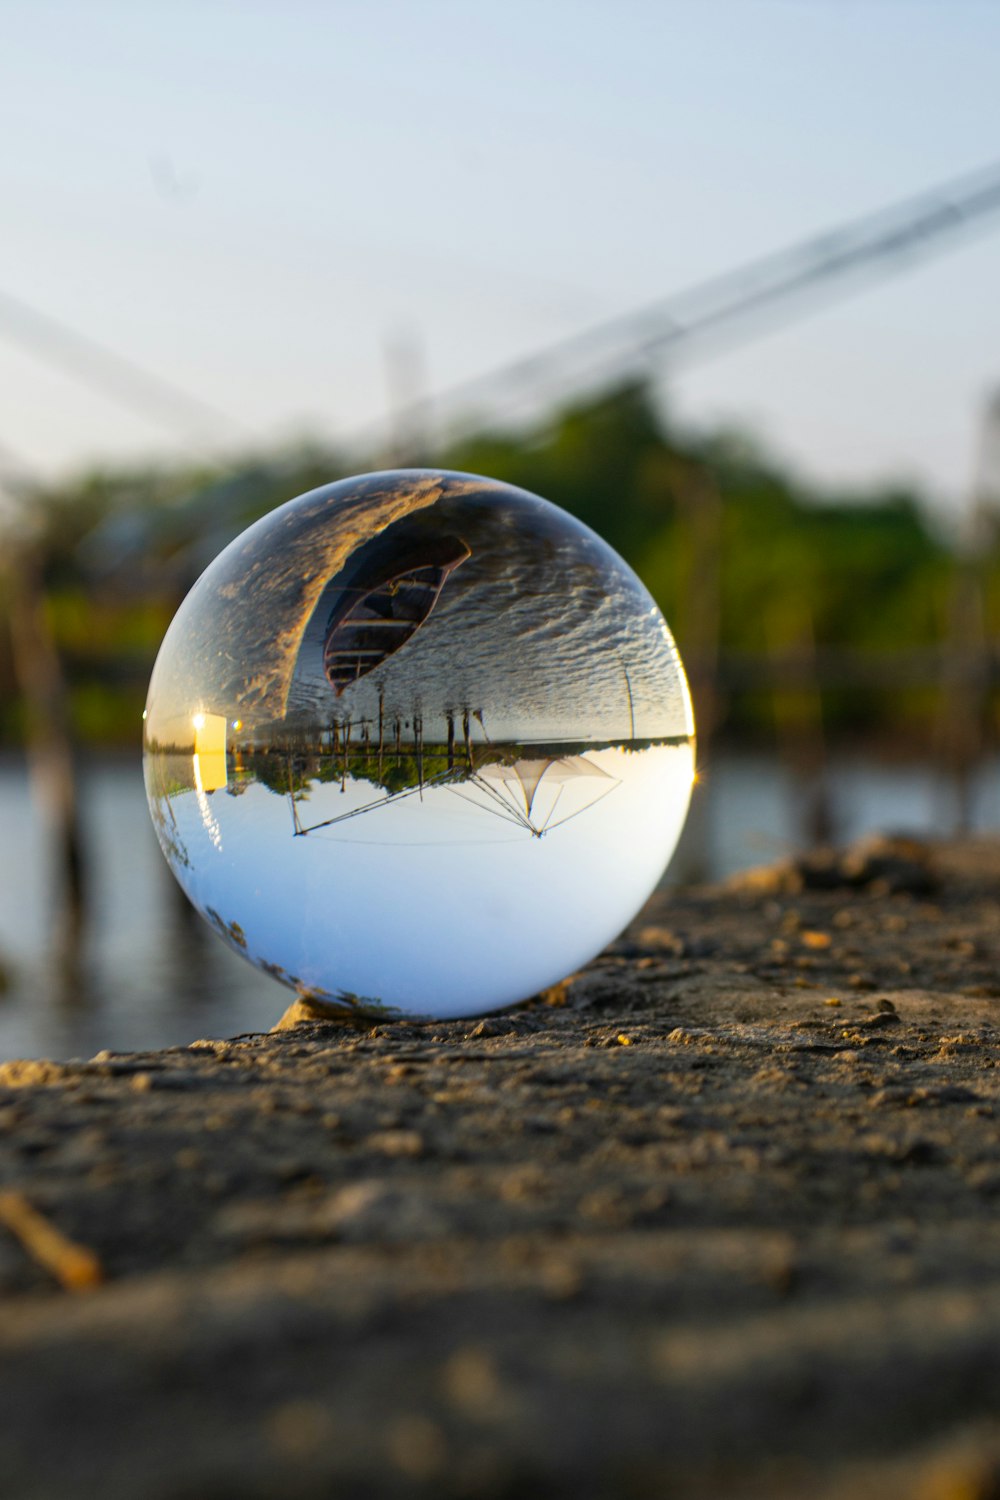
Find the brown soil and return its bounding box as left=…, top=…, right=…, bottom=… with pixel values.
left=2, top=833, right=1000, bottom=1500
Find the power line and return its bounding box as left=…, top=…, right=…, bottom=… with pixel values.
left=0, top=286, right=242, bottom=441
left=5, top=156, right=1000, bottom=465
left=383, top=156, right=1000, bottom=446
left=0, top=435, right=42, bottom=504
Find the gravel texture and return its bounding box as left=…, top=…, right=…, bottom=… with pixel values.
left=2, top=834, right=1000, bottom=1499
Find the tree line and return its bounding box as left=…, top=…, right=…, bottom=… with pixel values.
left=2, top=379, right=996, bottom=751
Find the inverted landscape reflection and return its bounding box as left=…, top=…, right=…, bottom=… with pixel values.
left=144, top=470, right=695, bottom=1020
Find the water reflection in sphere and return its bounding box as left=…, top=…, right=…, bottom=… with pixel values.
left=143, top=470, right=695, bottom=1021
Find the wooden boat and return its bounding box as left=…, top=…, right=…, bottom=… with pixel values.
left=323, top=533, right=471, bottom=695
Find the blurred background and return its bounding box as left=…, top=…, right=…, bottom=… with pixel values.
left=2, top=0, right=999, bottom=1059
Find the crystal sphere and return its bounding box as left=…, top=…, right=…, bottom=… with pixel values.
left=143, top=470, right=695, bottom=1021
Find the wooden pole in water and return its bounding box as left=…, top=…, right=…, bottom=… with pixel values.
left=342, top=719, right=351, bottom=792
left=463, top=710, right=472, bottom=767
left=416, top=714, right=423, bottom=795
left=621, top=662, right=636, bottom=740
left=447, top=711, right=455, bottom=770
left=765, top=595, right=832, bottom=848
left=378, top=691, right=384, bottom=780
left=6, top=546, right=87, bottom=968
left=935, top=391, right=999, bottom=831
left=670, top=460, right=723, bottom=881
left=675, top=460, right=722, bottom=762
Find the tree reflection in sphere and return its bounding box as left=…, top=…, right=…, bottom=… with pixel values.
left=143, top=470, right=695, bottom=1021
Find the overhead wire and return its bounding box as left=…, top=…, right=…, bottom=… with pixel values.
left=375, top=156, right=1000, bottom=446
left=2, top=158, right=999, bottom=472
left=0, top=285, right=242, bottom=441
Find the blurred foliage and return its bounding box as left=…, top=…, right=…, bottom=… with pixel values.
left=1, top=380, right=996, bottom=748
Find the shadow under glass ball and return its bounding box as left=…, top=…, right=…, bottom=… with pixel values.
left=143, top=470, right=695, bottom=1021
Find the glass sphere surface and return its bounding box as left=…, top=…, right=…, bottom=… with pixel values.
left=143, top=470, right=694, bottom=1021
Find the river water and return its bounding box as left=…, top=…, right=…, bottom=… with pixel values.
left=2, top=751, right=998, bottom=1062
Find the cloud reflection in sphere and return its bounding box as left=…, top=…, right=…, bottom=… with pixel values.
left=143, top=470, right=695, bottom=1021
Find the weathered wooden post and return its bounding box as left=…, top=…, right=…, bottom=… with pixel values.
left=5, top=543, right=87, bottom=970
left=936, top=391, right=999, bottom=830
left=765, top=593, right=832, bottom=849
left=670, top=459, right=723, bottom=881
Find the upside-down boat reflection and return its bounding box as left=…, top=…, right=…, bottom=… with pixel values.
left=322, top=533, right=471, bottom=695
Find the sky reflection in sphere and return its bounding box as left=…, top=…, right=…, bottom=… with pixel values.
left=142, top=470, right=695, bottom=1021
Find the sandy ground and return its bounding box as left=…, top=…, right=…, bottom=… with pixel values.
left=2, top=834, right=1000, bottom=1499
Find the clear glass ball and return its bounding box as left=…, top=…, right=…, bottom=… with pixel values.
left=143, top=469, right=694, bottom=1021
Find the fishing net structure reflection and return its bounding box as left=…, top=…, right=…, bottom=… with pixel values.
left=288, top=751, right=618, bottom=841
left=453, top=755, right=616, bottom=837
left=144, top=469, right=695, bottom=1021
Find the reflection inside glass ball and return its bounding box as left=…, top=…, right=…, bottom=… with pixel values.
left=143, top=469, right=695, bottom=1021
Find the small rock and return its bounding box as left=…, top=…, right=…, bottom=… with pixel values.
left=842, top=834, right=938, bottom=895
left=0, top=1059, right=72, bottom=1089
left=271, top=996, right=358, bottom=1031
left=364, top=1129, right=425, bottom=1158
left=858, top=1010, right=901, bottom=1028
left=466, top=1018, right=508, bottom=1038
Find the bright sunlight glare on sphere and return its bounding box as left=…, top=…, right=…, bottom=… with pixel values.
left=142, top=470, right=695, bottom=1021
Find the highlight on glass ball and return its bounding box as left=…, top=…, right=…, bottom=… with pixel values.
left=142, top=469, right=695, bottom=1021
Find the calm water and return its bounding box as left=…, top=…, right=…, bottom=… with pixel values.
left=2, top=751, right=998, bottom=1061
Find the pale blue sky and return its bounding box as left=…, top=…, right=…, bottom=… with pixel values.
left=1, top=0, right=999, bottom=506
